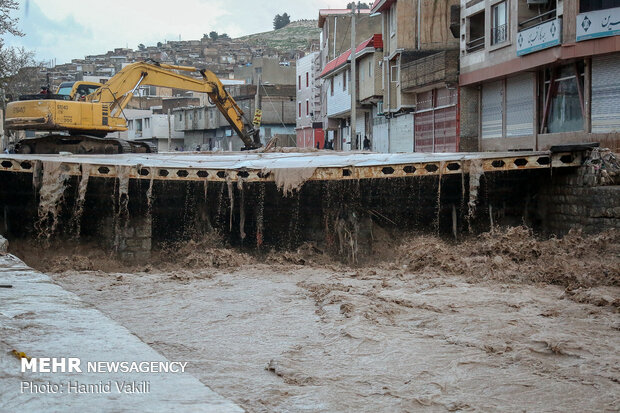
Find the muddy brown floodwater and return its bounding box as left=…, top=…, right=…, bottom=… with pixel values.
left=12, top=227, right=620, bottom=412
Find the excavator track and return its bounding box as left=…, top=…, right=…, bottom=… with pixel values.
left=15, top=135, right=156, bottom=155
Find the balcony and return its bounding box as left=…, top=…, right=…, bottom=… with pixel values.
left=400, top=50, right=459, bottom=92
left=466, top=36, right=485, bottom=52
left=516, top=17, right=562, bottom=56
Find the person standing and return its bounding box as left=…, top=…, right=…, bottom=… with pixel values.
left=363, top=135, right=370, bottom=151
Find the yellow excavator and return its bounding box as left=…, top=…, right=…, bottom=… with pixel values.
left=4, top=61, right=261, bottom=153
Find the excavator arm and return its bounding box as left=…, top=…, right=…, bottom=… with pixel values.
left=90, top=62, right=261, bottom=149
left=5, top=61, right=261, bottom=151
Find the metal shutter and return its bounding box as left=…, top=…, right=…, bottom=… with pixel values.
left=482, top=81, right=503, bottom=139
left=592, top=53, right=620, bottom=133
left=506, top=73, right=534, bottom=137
left=390, top=114, right=414, bottom=153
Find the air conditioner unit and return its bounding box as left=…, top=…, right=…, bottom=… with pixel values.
left=527, top=0, right=548, bottom=4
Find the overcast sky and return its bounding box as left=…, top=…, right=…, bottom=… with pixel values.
left=4, top=0, right=353, bottom=64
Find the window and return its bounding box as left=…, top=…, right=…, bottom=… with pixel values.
left=178, top=113, right=183, bottom=121
left=343, top=70, right=347, bottom=91
left=369, top=60, right=372, bottom=78
left=135, top=119, right=143, bottom=132
left=389, top=4, right=396, bottom=37
left=330, top=77, right=334, bottom=96
left=306, top=100, right=309, bottom=116
left=298, top=75, right=301, bottom=90
left=541, top=63, right=585, bottom=134
left=467, top=11, right=485, bottom=52
left=491, top=1, right=508, bottom=45
left=298, top=102, right=302, bottom=118
left=306, top=72, right=309, bottom=87
left=390, top=65, right=399, bottom=83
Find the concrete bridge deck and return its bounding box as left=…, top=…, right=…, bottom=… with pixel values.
left=0, top=150, right=583, bottom=183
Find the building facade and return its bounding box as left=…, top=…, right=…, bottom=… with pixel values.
left=173, top=85, right=296, bottom=151
left=318, top=9, right=382, bottom=149
left=295, top=52, right=325, bottom=148
left=459, top=0, right=620, bottom=152
left=321, top=35, right=384, bottom=151
left=371, top=0, right=461, bottom=153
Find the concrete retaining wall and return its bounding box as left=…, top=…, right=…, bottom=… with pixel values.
left=538, top=167, right=620, bottom=235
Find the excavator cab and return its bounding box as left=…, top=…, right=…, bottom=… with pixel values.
left=56, top=81, right=103, bottom=101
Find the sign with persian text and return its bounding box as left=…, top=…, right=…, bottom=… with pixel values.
left=517, top=18, right=562, bottom=56
left=577, top=6, right=620, bottom=42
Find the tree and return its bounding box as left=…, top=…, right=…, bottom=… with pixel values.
left=273, top=13, right=290, bottom=30
left=0, top=0, right=29, bottom=90
left=0, top=47, right=40, bottom=99
left=219, top=33, right=230, bottom=40
left=0, top=0, right=23, bottom=39
left=157, top=41, right=163, bottom=48
left=347, top=2, right=370, bottom=9
left=137, top=43, right=146, bottom=51
left=209, top=31, right=219, bottom=40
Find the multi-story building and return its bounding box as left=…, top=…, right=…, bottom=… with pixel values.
left=295, top=52, right=324, bottom=148
left=321, top=35, right=384, bottom=150
left=233, top=57, right=296, bottom=86
left=114, top=109, right=185, bottom=152
left=173, top=85, right=296, bottom=151
left=459, top=0, right=620, bottom=152
left=318, top=9, right=382, bottom=148
left=370, top=0, right=460, bottom=153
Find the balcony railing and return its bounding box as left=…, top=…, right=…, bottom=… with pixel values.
left=400, top=49, right=459, bottom=92
left=466, top=36, right=485, bottom=52
left=491, top=24, right=507, bottom=45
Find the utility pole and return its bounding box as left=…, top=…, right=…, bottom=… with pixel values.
left=350, top=4, right=357, bottom=151
left=167, top=108, right=172, bottom=151
left=0, top=88, right=5, bottom=152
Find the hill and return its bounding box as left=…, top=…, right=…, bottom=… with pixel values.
left=236, top=20, right=320, bottom=52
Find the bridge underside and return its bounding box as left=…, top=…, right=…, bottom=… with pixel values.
left=0, top=150, right=585, bottom=260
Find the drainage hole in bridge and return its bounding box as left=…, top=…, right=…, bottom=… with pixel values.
left=514, top=158, right=528, bottom=167
left=159, top=169, right=169, bottom=177
left=1, top=161, right=12, bottom=168
left=342, top=169, right=351, bottom=177
left=216, top=171, right=227, bottom=179
left=177, top=170, right=189, bottom=178
left=238, top=171, right=250, bottom=178
left=257, top=171, right=271, bottom=179
left=403, top=165, right=416, bottom=174
left=560, top=154, right=574, bottom=164
left=138, top=168, right=150, bottom=176
left=197, top=170, right=209, bottom=178
left=381, top=167, right=395, bottom=175
left=446, top=162, right=460, bottom=171
left=491, top=160, right=506, bottom=168
left=537, top=156, right=551, bottom=165
left=98, top=166, right=110, bottom=174
left=424, top=164, right=439, bottom=173
left=19, top=161, right=32, bottom=169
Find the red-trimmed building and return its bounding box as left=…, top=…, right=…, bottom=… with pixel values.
left=315, top=9, right=382, bottom=150
left=320, top=35, right=384, bottom=150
